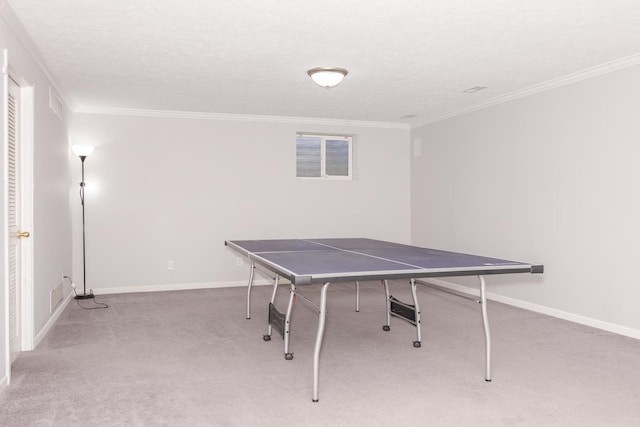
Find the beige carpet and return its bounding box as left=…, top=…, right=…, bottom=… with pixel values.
left=2, top=281, right=640, bottom=426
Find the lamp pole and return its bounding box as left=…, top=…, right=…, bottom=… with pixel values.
left=72, top=145, right=94, bottom=299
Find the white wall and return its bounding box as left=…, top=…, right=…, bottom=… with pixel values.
left=411, top=63, right=640, bottom=334
left=1, top=1, right=72, bottom=387
left=68, top=113, right=411, bottom=291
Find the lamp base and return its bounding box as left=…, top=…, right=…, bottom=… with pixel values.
left=75, top=293, right=94, bottom=300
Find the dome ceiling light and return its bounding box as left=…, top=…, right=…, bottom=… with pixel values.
left=307, top=67, right=348, bottom=88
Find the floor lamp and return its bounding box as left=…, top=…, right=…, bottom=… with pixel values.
left=72, top=145, right=95, bottom=299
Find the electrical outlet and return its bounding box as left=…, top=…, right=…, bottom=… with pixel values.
left=236, top=258, right=243, bottom=267
left=168, top=260, right=175, bottom=270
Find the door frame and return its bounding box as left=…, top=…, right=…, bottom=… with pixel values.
left=15, top=75, right=34, bottom=352
left=3, top=51, right=35, bottom=384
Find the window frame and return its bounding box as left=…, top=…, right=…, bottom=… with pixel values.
left=296, top=133, right=353, bottom=180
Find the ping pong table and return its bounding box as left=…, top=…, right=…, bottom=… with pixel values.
left=225, top=238, right=543, bottom=402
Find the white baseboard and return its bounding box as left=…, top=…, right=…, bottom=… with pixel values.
left=34, top=292, right=74, bottom=348
left=29, top=280, right=274, bottom=351
left=419, top=278, right=640, bottom=340
left=44, top=277, right=640, bottom=341
left=94, top=278, right=275, bottom=295
left=0, top=373, right=8, bottom=394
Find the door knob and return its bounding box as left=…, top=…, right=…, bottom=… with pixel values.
left=16, top=230, right=30, bottom=239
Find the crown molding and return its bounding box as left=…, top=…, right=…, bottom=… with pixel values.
left=73, top=106, right=411, bottom=130
left=0, top=1, right=76, bottom=111
left=411, top=52, right=640, bottom=129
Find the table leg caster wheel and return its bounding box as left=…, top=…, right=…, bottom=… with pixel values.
left=413, top=341, right=421, bottom=348
left=263, top=335, right=271, bottom=341
left=285, top=353, right=294, bottom=360
left=382, top=325, right=391, bottom=331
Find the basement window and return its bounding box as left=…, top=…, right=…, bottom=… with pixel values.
left=296, top=134, right=352, bottom=179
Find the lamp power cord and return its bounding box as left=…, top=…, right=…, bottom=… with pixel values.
left=63, top=275, right=109, bottom=309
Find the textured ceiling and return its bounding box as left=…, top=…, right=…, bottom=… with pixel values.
left=6, top=0, right=640, bottom=125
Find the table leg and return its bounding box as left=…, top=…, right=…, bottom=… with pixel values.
left=283, top=283, right=296, bottom=360
left=479, top=276, right=492, bottom=381
left=410, top=278, right=422, bottom=347
left=263, top=275, right=279, bottom=341
left=312, top=282, right=331, bottom=402
left=246, top=261, right=255, bottom=319
left=382, top=280, right=391, bottom=331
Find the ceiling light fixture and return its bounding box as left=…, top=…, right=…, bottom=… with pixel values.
left=307, top=67, right=348, bottom=88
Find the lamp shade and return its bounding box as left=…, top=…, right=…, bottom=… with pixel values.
left=72, top=145, right=95, bottom=157
left=307, top=67, right=348, bottom=88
